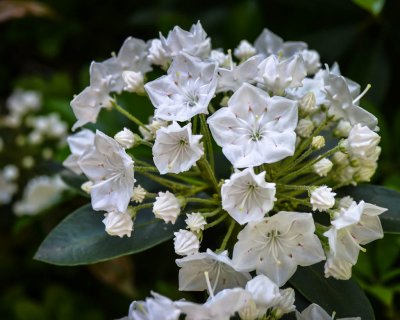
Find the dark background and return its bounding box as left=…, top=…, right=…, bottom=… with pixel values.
left=1, top=0, right=400, bottom=319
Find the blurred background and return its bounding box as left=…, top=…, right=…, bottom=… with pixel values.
left=1, top=0, right=400, bottom=319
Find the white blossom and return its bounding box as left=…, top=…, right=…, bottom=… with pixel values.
left=296, top=118, right=314, bottom=138
left=78, top=130, right=135, bottom=212
left=63, top=129, right=95, bottom=174
left=310, top=186, right=336, bottom=212
left=153, top=191, right=181, bottom=224
left=234, top=40, right=256, bottom=60
left=145, top=53, right=217, bottom=121
left=324, top=251, right=353, bottom=280
left=300, top=49, right=321, bottom=75
left=208, top=83, right=298, bottom=168
left=334, top=119, right=352, bottom=137
left=272, top=288, right=296, bottom=318
left=128, top=292, right=180, bottom=320
left=122, top=70, right=144, bottom=93
left=6, top=89, right=41, bottom=119
left=296, top=303, right=361, bottom=320
left=257, top=54, right=307, bottom=94
left=232, top=211, right=325, bottom=286
left=148, top=38, right=170, bottom=68
left=131, top=185, right=146, bottom=203
left=153, top=122, right=203, bottom=174
left=313, top=158, right=333, bottom=177
left=0, top=169, right=18, bottom=205
left=210, top=50, right=230, bottom=67
left=3, top=165, right=19, bottom=181
left=346, top=124, right=380, bottom=160
left=174, top=229, right=200, bottom=256
left=176, top=249, right=251, bottom=293
left=139, top=118, right=169, bottom=141
left=114, top=127, right=136, bottom=149
left=221, top=168, right=276, bottom=225
left=185, top=212, right=206, bottom=233
left=102, top=210, right=133, bottom=238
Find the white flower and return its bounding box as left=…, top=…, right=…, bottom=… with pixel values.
left=208, top=83, right=298, bottom=168
left=139, top=118, right=169, bottom=141
left=145, top=53, right=217, bottom=121
left=299, top=92, right=318, bottom=115
left=131, top=185, right=146, bottom=203
left=310, top=186, right=336, bottom=212
left=78, top=130, right=135, bottom=212
left=13, top=175, right=66, bottom=216
left=313, top=158, right=333, bottom=177
left=160, top=21, right=211, bottom=59
left=254, top=28, right=307, bottom=58
left=102, top=210, right=133, bottom=238
left=210, top=49, right=230, bottom=67
left=0, top=169, right=17, bottom=205
left=148, top=38, right=170, bottom=68
left=153, top=191, right=181, bottom=224
left=234, top=40, right=256, bottom=60
left=244, top=275, right=280, bottom=315
left=221, top=168, right=276, bottom=225
left=300, top=49, right=321, bottom=75
left=185, top=212, right=206, bottom=233
left=216, top=55, right=262, bottom=93
left=153, top=122, right=203, bottom=174
left=176, top=249, right=251, bottom=293
left=114, top=127, right=136, bottom=149
left=176, top=287, right=251, bottom=320
left=257, top=54, right=307, bottom=94
left=296, top=303, right=361, bottom=320
left=346, top=124, right=380, bottom=160
left=6, top=89, right=41, bottom=118
left=232, top=211, right=325, bottom=286
left=324, top=251, right=353, bottom=280
left=63, top=129, right=96, bottom=174
left=122, top=70, right=144, bottom=93
left=296, top=118, right=314, bottom=138
left=3, top=165, right=19, bottom=181
left=128, top=292, right=180, bottom=320
left=174, top=229, right=200, bottom=256
left=272, top=288, right=296, bottom=318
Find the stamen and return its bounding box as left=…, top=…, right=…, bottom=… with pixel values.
left=204, top=271, right=215, bottom=299
left=353, top=84, right=371, bottom=104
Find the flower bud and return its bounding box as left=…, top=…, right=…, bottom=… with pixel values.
left=153, top=191, right=181, bottom=224
left=173, top=229, right=199, bottom=256
left=310, top=186, right=336, bottom=212
left=334, top=120, right=352, bottom=137
left=300, top=49, right=321, bottom=75
left=339, top=196, right=354, bottom=209
left=234, top=40, right=256, bottom=60
left=299, top=92, right=318, bottom=116
left=122, top=70, right=144, bottom=93
left=148, top=39, right=170, bottom=69
left=311, top=136, right=325, bottom=150
left=131, top=185, right=147, bottom=203
left=355, top=162, right=377, bottom=182
left=296, top=118, right=314, bottom=138
left=313, top=158, right=333, bottom=177
left=347, top=124, right=380, bottom=160
left=332, top=151, right=348, bottom=166
left=114, top=127, right=136, bottom=148
left=102, top=210, right=133, bottom=238
left=210, top=50, right=230, bottom=67
left=185, top=212, right=206, bottom=233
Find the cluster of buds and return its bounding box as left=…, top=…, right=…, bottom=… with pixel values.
left=64, top=22, right=383, bottom=319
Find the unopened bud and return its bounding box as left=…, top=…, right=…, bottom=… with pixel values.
left=311, top=136, right=325, bottom=150
left=114, top=127, right=136, bottom=149
left=299, top=92, right=318, bottom=115
left=122, top=71, right=144, bottom=94
left=296, top=118, right=314, bottom=138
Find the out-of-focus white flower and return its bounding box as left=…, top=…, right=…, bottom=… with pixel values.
left=160, top=21, right=211, bottom=59
left=310, top=186, right=336, bottom=212
left=185, top=212, right=206, bottom=233
left=296, top=118, right=314, bottom=138
left=128, top=292, right=180, bottom=320
left=232, top=211, right=325, bottom=286
left=30, top=113, right=68, bottom=139
left=174, top=229, right=200, bottom=256
left=78, top=130, right=135, bottom=212
left=122, top=70, right=144, bottom=93
left=216, top=55, right=261, bottom=93
left=334, top=119, right=352, bottom=137
left=311, top=135, right=325, bottom=150
left=153, top=122, right=203, bottom=174
left=346, top=124, right=380, bottom=160
left=257, top=54, right=307, bottom=94
left=148, top=38, right=170, bottom=68
left=0, top=168, right=18, bottom=205
left=176, top=249, right=251, bottom=293
left=153, top=191, right=181, bottom=224
left=145, top=53, right=217, bottom=121
left=234, top=40, right=256, bottom=60
left=114, top=127, right=136, bottom=149
left=3, top=165, right=19, bottom=181
left=131, top=185, right=146, bottom=203
left=21, top=156, right=35, bottom=169
left=13, top=175, right=66, bottom=216
left=208, top=83, right=298, bottom=168
left=313, top=158, right=333, bottom=177
left=6, top=89, right=41, bottom=118
left=221, top=168, right=276, bottom=225
left=63, top=129, right=95, bottom=174
left=296, top=303, right=361, bottom=320
left=102, top=210, right=133, bottom=238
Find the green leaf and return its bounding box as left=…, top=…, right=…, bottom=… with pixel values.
left=60, top=169, right=89, bottom=197
left=352, top=0, right=385, bottom=15
left=34, top=204, right=184, bottom=266
left=289, top=263, right=375, bottom=319
left=340, top=185, right=400, bottom=234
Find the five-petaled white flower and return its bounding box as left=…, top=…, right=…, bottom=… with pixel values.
left=208, top=83, right=298, bottom=168
left=145, top=53, right=217, bottom=121
left=63, top=129, right=95, bottom=174
left=153, top=122, right=204, bottom=174
left=221, top=168, right=276, bottom=225
left=232, top=211, right=325, bottom=286
left=78, top=130, right=135, bottom=213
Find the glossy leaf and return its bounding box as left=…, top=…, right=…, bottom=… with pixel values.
left=34, top=204, right=184, bottom=266
left=352, top=0, right=385, bottom=15
left=289, top=263, right=375, bottom=319
left=340, top=184, right=400, bottom=234
left=60, top=169, right=89, bottom=197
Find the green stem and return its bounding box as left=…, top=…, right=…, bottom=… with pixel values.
left=217, top=219, right=236, bottom=252
left=276, top=195, right=311, bottom=208
left=140, top=140, right=153, bottom=148
left=111, top=100, right=150, bottom=132
left=276, top=183, right=311, bottom=192
left=199, top=114, right=214, bottom=171
left=131, top=202, right=153, bottom=213
left=204, top=212, right=228, bottom=230
left=139, top=171, right=188, bottom=191
left=197, top=157, right=219, bottom=192
left=135, top=166, right=159, bottom=173
left=186, top=197, right=219, bottom=205
left=202, top=208, right=222, bottom=217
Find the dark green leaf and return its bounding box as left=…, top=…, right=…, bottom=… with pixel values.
left=60, top=169, right=89, bottom=197
left=34, top=204, right=184, bottom=266
left=340, top=185, right=400, bottom=234
left=352, top=0, right=385, bottom=15
left=289, top=263, right=374, bottom=319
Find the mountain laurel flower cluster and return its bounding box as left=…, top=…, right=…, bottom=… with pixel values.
left=62, top=22, right=388, bottom=319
